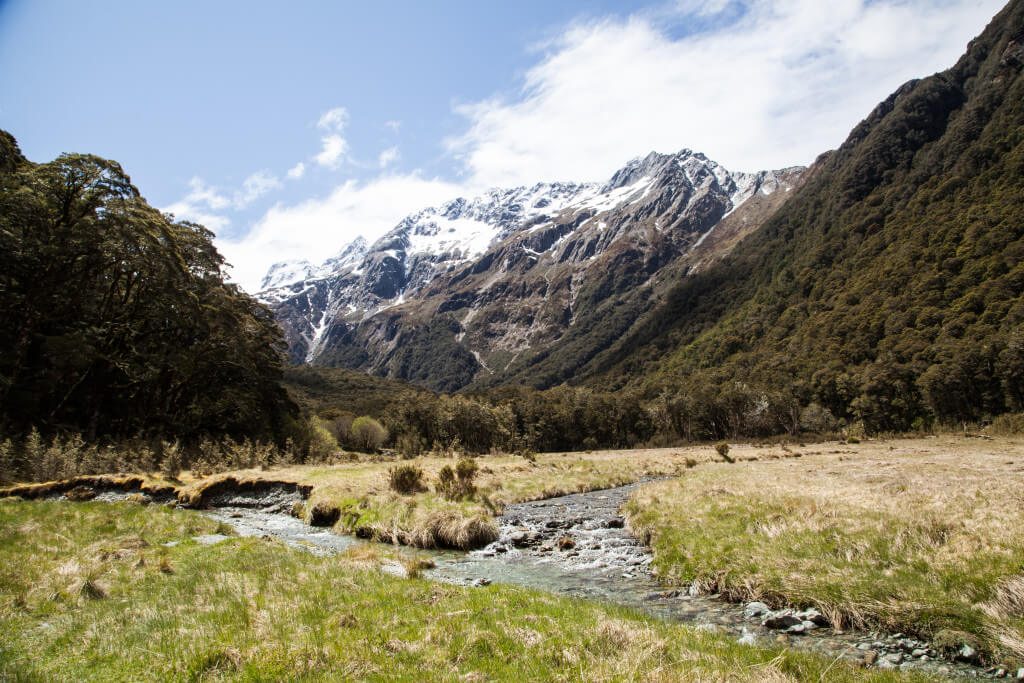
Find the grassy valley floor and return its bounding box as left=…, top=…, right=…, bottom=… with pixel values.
left=3, top=436, right=1023, bottom=677
left=624, top=436, right=1024, bottom=668
left=0, top=500, right=917, bottom=682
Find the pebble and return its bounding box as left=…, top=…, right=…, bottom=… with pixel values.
left=1017, top=668, right=1024, bottom=680
left=737, top=629, right=757, bottom=646
left=958, top=644, right=979, bottom=663
left=763, top=612, right=802, bottom=630
left=743, top=601, right=770, bottom=619
left=878, top=653, right=904, bottom=669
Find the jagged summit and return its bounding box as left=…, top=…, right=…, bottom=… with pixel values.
left=259, top=149, right=805, bottom=389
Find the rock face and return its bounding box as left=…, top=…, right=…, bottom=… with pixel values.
left=260, top=150, right=804, bottom=391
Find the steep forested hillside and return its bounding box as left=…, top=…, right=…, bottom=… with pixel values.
left=0, top=132, right=298, bottom=443
left=580, top=0, right=1024, bottom=433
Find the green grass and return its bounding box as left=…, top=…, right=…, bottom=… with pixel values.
left=0, top=499, right=922, bottom=682
left=623, top=446, right=1024, bottom=667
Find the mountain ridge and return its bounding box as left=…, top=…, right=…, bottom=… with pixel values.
left=260, top=150, right=804, bottom=390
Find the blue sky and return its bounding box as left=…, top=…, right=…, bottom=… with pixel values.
left=0, top=0, right=1006, bottom=290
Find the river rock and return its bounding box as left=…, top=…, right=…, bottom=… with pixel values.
left=605, top=517, right=625, bottom=529
left=471, top=578, right=491, bottom=587
left=794, top=608, right=829, bottom=627
left=65, top=485, right=97, bottom=502
left=737, top=629, right=757, bottom=646
left=1016, top=667, right=1024, bottom=680
left=763, top=611, right=802, bottom=630
left=744, top=601, right=770, bottom=619
left=957, top=644, right=979, bottom=663
left=878, top=653, right=903, bottom=669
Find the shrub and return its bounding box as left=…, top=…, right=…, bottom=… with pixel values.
left=0, top=438, right=16, bottom=484
left=435, top=466, right=457, bottom=500
left=435, top=457, right=479, bottom=501
left=160, top=441, right=184, bottom=479
left=350, top=416, right=388, bottom=452
left=389, top=464, right=426, bottom=495
left=989, top=413, right=1024, bottom=435
left=307, top=416, right=339, bottom=460
left=396, top=433, right=425, bottom=459
left=714, top=442, right=733, bottom=463
left=799, top=402, right=839, bottom=434
left=455, top=456, right=478, bottom=482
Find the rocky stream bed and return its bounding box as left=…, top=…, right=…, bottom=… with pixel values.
left=48, top=481, right=1023, bottom=680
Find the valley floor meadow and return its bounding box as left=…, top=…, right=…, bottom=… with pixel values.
left=2, top=434, right=1023, bottom=680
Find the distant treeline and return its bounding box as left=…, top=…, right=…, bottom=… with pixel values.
left=288, top=367, right=857, bottom=456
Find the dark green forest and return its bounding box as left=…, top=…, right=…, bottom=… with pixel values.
left=0, top=131, right=299, bottom=446
left=563, top=1, right=1024, bottom=434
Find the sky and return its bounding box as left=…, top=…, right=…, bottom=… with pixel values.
left=0, top=0, right=1007, bottom=291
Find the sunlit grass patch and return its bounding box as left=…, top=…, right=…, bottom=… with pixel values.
left=624, top=438, right=1024, bottom=665
left=0, top=498, right=921, bottom=681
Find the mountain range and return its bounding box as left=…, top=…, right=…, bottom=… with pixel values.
left=260, top=151, right=804, bottom=391
left=263, top=0, right=1023, bottom=435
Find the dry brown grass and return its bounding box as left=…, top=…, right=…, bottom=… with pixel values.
left=625, top=435, right=1024, bottom=664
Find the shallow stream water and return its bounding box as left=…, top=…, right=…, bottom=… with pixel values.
left=186, top=482, right=1005, bottom=679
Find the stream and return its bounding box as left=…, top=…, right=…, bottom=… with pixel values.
left=84, top=482, right=1003, bottom=678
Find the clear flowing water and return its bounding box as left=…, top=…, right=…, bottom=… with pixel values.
left=91, top=482, right=991, bottom=679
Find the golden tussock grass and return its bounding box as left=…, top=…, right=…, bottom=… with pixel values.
left=625, top=435, right=1024, bottom=665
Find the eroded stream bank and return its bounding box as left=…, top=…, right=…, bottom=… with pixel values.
left=37, top=479, right=1002, bottom=679
left=189, top=482, right=1001, bottom=679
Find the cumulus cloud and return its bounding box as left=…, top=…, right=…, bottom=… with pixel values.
left=162, top=171, right=283, bottom=237
left=314, top=106, right=350, bottom=168
left=217, top=0, right=1005, bottom=292
left=162, top=177, right=231, bottom=231
left=286, top=162, right=306, bottom=180
left=235, top=171, right=282, bottom=207
left=447, top=0, right=1005, bottom=185
left=378, top=146, right=400, bottom=168
left=218, top=173, right=467, bottom=291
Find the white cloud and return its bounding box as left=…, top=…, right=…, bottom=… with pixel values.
left=378, top=146, right=400, bottom=168
left=163, top=200, right=231, bottom=233
left=312, top=106, right=351, bottom=169
left=183, top=176, right=230, bottom=210
left=161, top=176, right=231, bottom=231
left=286, top=162, right=306, bottom=180
left=162, top=171, right=282, bottom=237
left=219, top=173, right=468, bottom=291
left=234, top=171, right=281, bottom=208
left=317, top=107, right=348, bottom=131
left=217, top=0, right=1005, bottom=292
left=314, top=134, right=348, bottom=168
left=384, top=119, right=401, bottom=132
left=447, top=0, right=1005, bottom=185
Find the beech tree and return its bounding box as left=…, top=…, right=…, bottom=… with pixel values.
left=0, top=131, right=299, bottom=443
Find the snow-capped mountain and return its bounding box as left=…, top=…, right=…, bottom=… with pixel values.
left=259, top=149, right=805, bottom=391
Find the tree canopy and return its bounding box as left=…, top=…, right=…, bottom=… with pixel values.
left=0, top=131, right=298, bottom=443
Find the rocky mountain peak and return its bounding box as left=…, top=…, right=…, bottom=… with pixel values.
left=258, top=149, right=806, bottom=387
